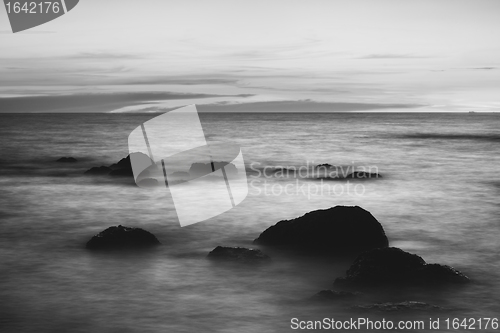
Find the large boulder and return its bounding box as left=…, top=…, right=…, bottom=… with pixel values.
left=207, top=246, right=270, bottom=263
left=253, top=206, right=389, bottom=254
left=334, top=247, right=470, bottom=288
left=86, top=225, right=160, bottom=250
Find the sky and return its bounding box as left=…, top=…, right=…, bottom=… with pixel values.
left=0, top=0, right=499, bottom=113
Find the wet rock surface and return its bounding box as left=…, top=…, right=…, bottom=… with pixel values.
left=84, top=153, right=153, bottom=180
left=207, top=246, right=271, bottom=263
left=334, top=247, right=470, bottom=288
left=254, top=206, right=389, bottom=254
left=84, top=166, right=112, bottom=175
left=86, top=225, right=161, bottom=250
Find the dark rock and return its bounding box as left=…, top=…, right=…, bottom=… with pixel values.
left=84, top=166, right=112, bottom=175
left=85, top=153, right=153, bottom=179
left=314, top=176, right=342, bottom=181
left=108, top=168, right=134, bottom=177
left=207, top=246, right=271, bottom=263
left=351, top=301, right=444, bottom=312
left=311, top=290, right=359, bottom=301
left=345, top=171, right=382, bottom=179
left=86, top=225, right=160, bottom=250
left=253, top=206, right=389, bottom=254
left=189, top=162, right=214, bottom=178
left=418, top=263, right=471, bottom=284
left=109, top=155, right=133, bottom=170
left=315, top=163, right=334, bottom=168
left=109, top=152, right=153, bottom=171
left=334, top=247, right=470, bottom=288
left=56, top=157, right=77, bottom=163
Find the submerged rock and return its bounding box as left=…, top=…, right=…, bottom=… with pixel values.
left=137, top=178, right=159, bottom=188
left=108, top=168, right=134, bottom=177
left=315, top=163, right=334, bottom=169
left=311, top=290, right=359, bottom=301
left=207, top=246, right=271, bottom=263
left=86, top=225, right=160, bottom=250
left=351, top=301, right=444, bottom=312
left=334, top=247, right=470, bottom=288
left=56, top=157, right=77, bottom=163
left=84, top=166, right=112, bottom=175
left=109, top=155, right=133, bottom=170
left=253, top=206, right=389, bottom=254
left=84, top=153, right=153, bottom=179
left=345, top=171, right=382, bottom=179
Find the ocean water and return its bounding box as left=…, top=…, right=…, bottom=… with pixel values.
left=0, top=112, right=499, bottom=332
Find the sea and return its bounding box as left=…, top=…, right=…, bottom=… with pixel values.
left=0, top=112, right=499, bottom=332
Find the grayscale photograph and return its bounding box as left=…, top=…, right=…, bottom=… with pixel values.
left=1, top=1, right=499, bottom=332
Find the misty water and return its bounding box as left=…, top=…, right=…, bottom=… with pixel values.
left=1, top=113, right=499, bottom=332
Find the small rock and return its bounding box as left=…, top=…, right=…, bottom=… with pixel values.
left=207, top=246, right=271, bottom=263
left=84, top=166, right=112, bottom=175
left=86, top=225, right=160, bottom=250
left=345, top=171, right=382, bottom=179
left=334, top=247, right=470, bottom=288
left=86, top=153, right=153, bottom=178
left=315, top=164, right=334, bottom=168
left=56, top=157, right=77, bottom=163
left=313, top=176, right=341, bottom=181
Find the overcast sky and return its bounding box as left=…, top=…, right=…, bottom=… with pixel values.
left=0, top=0, right=499, bottom=112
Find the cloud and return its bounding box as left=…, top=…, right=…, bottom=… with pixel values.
left=471, top=67, right=496, bottom=70
left=196, top=100, right=424, bottom=112
left=67, top=52, right=144, bottom=60
left=0, top=92, right=253, bottom=113
left=357, top=54, right=427, bottom=59
left=117, top=77, right=240, bottom=86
